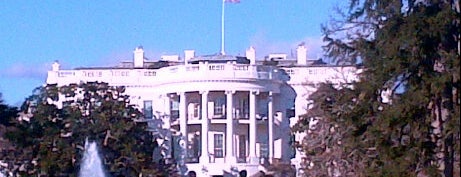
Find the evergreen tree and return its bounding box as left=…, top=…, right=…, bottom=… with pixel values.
left=292, top=83, right=358, bottom=176
left=294, top=0, right=459, bottom=176
left=0, top=93, right=19, bottom=175
left=2, top=82, right=173, bottom=176
left=0, top=93, right=18, bottom=127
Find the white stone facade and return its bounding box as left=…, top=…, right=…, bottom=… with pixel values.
left=46, top=46, right=358, bottom=177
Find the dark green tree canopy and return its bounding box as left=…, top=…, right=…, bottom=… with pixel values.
left=295, top=0, right=459, bottom=176
left=0, top=94, right=19, bottom=155
left=0, top=94, right=18, bottom=127
left=1, top=82, right=170, bottom=177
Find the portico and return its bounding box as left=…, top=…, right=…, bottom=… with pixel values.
left=165, top=90, right=277, bottom=166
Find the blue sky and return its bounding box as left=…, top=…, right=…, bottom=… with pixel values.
left=0, top=0, right=344, bottom=105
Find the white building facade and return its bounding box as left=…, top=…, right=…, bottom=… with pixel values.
left=46, top=46, right=358, bottom=177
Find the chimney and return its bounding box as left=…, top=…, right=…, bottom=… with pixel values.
left=184, top=50, right=195, bottom=64
left=52, top=61, right=60, bottom=71
left=297, top=44, right=307, bottom=65
left=134, top=46, right=144, bottom=68
left=246, top=46, right=256, bottom=64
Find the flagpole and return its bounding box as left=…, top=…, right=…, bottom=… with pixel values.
left=221, top=0, right=225, bottom=55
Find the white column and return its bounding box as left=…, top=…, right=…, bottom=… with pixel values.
left=164, top=94, right=171, bottom=120
left=179, top=92, right=187, bottom=158
left=226, top=90, right=235, bottom=163
left=268, top=92, right=274, bottom=162
left=249, top=90, right=258, bottom=163
left=200, top=91, right=209, bottom=163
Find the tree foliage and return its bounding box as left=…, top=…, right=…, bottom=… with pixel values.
left=295, top=0, right=460, bottom=176
left=293, top=83, right=360, bottom=176
left=0, top=94, right=19, bottom=163
left=0, top=94, right=18, bottom=127
left=1, top=82, right=172, bottom=176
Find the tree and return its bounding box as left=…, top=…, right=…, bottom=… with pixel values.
left=0, top=93, right=18, bottom=127
left=0, top=93, right=19, bottom=172
left=1, top=82, right=173, bottom=176
left=292, top=83, right=357, bottom=176
left=294, top=0, right=460, bottom=176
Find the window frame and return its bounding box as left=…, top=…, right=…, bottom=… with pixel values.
left=213, top=96, right=226, bottom=116
left=143, top=100, right=153, bottom=119
left=213, top=133, right=224, bottom=158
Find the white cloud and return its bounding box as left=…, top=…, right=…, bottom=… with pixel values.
left=0, top=62, right=49, bottom=79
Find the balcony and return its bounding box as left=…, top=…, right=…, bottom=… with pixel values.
left=233, top=109, right=249, bottom=120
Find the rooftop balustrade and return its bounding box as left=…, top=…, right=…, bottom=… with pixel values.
left=48, top=63, right=283, bottom=86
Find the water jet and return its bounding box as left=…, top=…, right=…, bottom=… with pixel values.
left=79, top=138, right=105, bottom=177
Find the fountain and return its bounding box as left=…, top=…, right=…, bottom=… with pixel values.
left=79, top=138, right=106, bottom=177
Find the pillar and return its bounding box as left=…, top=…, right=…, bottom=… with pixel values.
left=200, top=91, right=209, bottom=163
left=164, top=94, right=172, bottom=158
left=268, top=92, right=274, bottom=162
left=179, top=92, right=187, bottom=158
left=249, top=90, right=258, bottom=163
left=226, top=90, right=235, bottom=163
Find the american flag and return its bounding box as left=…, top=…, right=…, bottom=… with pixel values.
left=225, top=0, right=240, bottom=3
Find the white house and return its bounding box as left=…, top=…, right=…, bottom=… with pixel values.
left=46, top=45, right=358, bottom=177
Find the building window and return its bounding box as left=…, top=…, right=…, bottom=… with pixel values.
left=170, top=99, right=180, bottom=119
left=214, top=134, right=224, bottom=158
left=259, top=142, right=268, bottom=158
left=193, top=104, right=200, bottom=118
left=188, top=102, right=200, bottom=120
left=214, top=97, right=225, bottom=116
left=143, top=100, right=153, bottom=119
left=187, top=132, right=200, bottom=163
left=237, top=98, right=249, bottom=118
left=238, top=135, right=247, bottom=162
